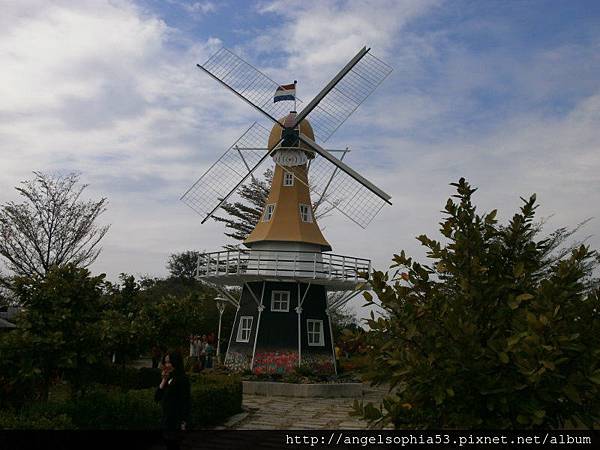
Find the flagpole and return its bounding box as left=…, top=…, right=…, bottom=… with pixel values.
left=294, top=80, right=297, bottom=112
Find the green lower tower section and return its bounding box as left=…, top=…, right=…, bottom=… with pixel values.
left=225, top=281, right=335, bottom=374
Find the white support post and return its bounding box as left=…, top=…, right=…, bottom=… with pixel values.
left=296, top=282, right=302, bottom=367
left=342, top=256, right=346, bottom=279
left=215, top=252, right=220, bottom=275
left=226, top=250, right=230, bottom=273
left=313, top=252, right=317, bottom=278
left=224, top=290, right=242, bottom=369
left=328, top=254, right=332, bottom=278
left=355, top=258, right=358, bottom=282
left=250, top=281, right=266, bottom=371
left=244, top=282, right=262, bottom=308
left=326, top=308, right=338, bottom=376
left=237, top=249, right=241, bottom=274
left=293, top=253, right=297, bottom=277
left=196, top=253, right=202, bottom=279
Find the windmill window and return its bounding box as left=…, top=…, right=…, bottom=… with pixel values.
left=236, top=316, right=253, bottom=343
left=283, top=172, right=294, bottom=186
left=271, top=291, right=290, bottom=312
left=299, top=204, right=312, bottom=223
left=263, top=204, right=275, bottom=222
left=307, top=319, right=324, bottom=346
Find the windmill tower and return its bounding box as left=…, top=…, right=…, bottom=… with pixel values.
left=182, top=47, right=392, bottom=374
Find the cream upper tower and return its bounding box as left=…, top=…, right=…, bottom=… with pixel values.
left=244, top=112, right=331, bottom=252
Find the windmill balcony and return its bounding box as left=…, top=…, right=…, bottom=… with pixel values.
left=196, top=249, right=371, bottom=291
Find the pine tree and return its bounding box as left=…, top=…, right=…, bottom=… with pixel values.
left=211, top=170, right=272, bottom=241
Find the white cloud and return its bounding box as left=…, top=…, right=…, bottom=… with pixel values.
left=0, top=1, right=252, bottom=280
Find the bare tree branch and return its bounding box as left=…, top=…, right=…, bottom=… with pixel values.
left=0, top=172, right=110, bottom=280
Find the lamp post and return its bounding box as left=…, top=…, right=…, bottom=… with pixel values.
left=215, top=296, right=227, bottom=365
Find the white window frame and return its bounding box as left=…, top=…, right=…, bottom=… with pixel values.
left=307, top=319, right=324, bottom=346
left=299, top=203, right=312, bottom=223
left=236, top=316, right=253, bottom=343
left=263, top=203, right=276, bottom=222
left=283, top=172, right=294, bottom=186
left=271, top=290, right=290, bottom=312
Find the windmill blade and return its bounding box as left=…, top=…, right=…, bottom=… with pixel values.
left=282, top=134, right=391, bottom=228
left=294, top=47, right=392, bottom=143
left=181, top=122, right=279, bottom=222
left=198, top=48, right=301, bottom=125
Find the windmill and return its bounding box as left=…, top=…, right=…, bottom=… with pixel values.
left=182, top=46, right=392, bottom=374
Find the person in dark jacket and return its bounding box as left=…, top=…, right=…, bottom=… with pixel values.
left=154, top=350, right=191, bottom=431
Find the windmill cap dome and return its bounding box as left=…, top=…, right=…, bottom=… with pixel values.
left=267, top=112, right=316, bottom=153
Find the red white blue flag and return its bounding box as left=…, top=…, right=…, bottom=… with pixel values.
left=274, top=83, right=296, bottom=103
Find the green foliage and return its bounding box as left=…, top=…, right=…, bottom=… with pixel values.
left=0, top=409, right=75, bottom=430
left=360, top=178, right=600, bottom=429
left=91, top=365, right=162, bottom=390
left=100, top=274, right=235, bottom=362
left=100, top=274, right=151, bottom=364
left=0, top=265, right=107, bottom=400
left=212, top=169, right=272, bottom=241
left=167, top=251, right=202, bottom=281
left=19, top=386, right=161, bottom=430
left=0, top=374, right=242, bottom=430
left=188, top=374, right=243, bottom=426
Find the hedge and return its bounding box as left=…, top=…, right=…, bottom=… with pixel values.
left=91, top=365, right=162, bottom=390
left=189, top=374, right=243, bottom=426
left=0, top=374, right=242, bottom=430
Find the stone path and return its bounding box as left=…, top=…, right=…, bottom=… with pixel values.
left=221, top=384, right=389, bottom=430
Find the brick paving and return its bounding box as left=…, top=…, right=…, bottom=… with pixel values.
left=225, top=384, right=388, bottom=430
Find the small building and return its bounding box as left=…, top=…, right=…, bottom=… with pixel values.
left=0, top=306, right=20, bottom=330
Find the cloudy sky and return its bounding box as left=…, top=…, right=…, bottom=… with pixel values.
left=1, top=0, right=599, bottom=314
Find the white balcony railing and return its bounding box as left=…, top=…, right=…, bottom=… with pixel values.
left=196, top=249, right=371, bottom=283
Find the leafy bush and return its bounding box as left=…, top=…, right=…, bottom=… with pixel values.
left=0, top=408, right=75, bottom=430
left=90, top=365, right=161, bottom=390
left=0, top=374, right=242, bottom=429
left=359, top=179, right=600, bottom=429
left=1, top=265, right=109, bottom=401
left=188, top=374, right=243, bottom=426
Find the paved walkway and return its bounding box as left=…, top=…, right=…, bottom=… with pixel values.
left=220, top=385, right=388, bottom=430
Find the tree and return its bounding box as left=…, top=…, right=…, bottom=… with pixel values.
left=211, top=169, right=272, bottom=241
left=358, top=179, right=600, bottom=429
left=99, top=274, right=151, bottom=366
left=167, top=250, right=202, bottom=281
left=1, top=265, right=107, bottom=400
left=0, top=172, right=109, bottom=279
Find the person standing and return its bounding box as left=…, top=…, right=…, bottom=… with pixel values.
left=199, top=335, right=207, bottom=371
left=155, top=350, right=191, bottom=434
left=205, top=337, right=214, bottom=370
left=151, top=345, right=162, bottom=369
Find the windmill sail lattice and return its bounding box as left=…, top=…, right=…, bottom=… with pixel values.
left=199, top=48, right=301, bottom=124
left=284, top=154, right=386, bottom=228
left=295, top=50, right=393, bottom=143
left=181, top=122, right=271, bottom=220
left=185, top=46, right=393, bottom=227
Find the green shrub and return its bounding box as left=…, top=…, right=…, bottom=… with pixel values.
left=90, top=365, right=161, bottom=390
left=0, top=373, right=242, bottom=430
left=0, top=408, right=75, bottom=430
left=64, top=387, right=160, bottom=429
left=189, top=374, right=242, bottom=427
left=359, top=179, right=600, bottom=429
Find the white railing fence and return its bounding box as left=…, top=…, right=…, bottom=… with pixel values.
left=196, top=249, right=371, bottom=282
